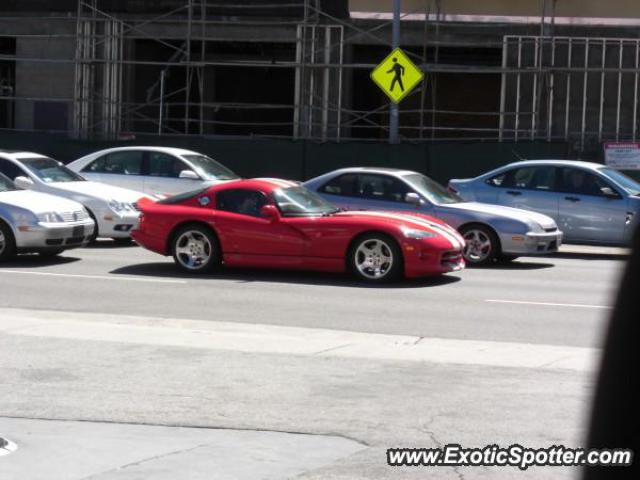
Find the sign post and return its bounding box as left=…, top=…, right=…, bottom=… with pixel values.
left=370, top=4, right=424, bottom=145
left=389, top=0, right=401, bottom=144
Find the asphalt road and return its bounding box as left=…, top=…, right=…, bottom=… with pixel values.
left=0, top=243, right=628, bottom=479
left=0, top=242, right=624, bottom=347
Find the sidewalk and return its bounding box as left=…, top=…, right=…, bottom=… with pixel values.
left=556, top=244, right=630, bottom=258
left=0, top=417, right=364, bottom=480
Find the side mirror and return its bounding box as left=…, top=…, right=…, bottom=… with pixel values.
left=14, top=176, right=34, bottom=189
left=405, top=192, right=423, bottom=207
left=179, top=170, right=200, bottom=180
left=601, top=187, right=620, bottom=199
left=260, top=204, right=280, bottom=221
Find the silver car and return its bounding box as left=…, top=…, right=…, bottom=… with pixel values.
left=449, top=160, right=640, bottom=246
left=304, top=167, right=563, bottom=265
left=68, top=146, right=239, bottom=197
left=0, top=173, right=95, bottom=261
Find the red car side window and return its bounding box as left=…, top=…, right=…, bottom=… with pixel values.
left=215, top=189, right=268, bottom=218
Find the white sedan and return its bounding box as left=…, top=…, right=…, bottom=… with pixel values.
left=68, top=146, right=239, bottom=197
left=0, top=151, right=146, bottom=241
left=0, top=173, right=95, bottom=260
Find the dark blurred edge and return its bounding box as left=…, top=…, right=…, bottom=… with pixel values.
left=584, top=225, right=640, bottom=479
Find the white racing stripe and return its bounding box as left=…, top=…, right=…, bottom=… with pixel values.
left=486, top=299, right=612, bottom=310
left=0, top=270, right=187, bottom=284
left=343, top=211, right=464, bottom=250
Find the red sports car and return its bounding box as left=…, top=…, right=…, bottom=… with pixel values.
left=132, top=178, right=465, bottom=282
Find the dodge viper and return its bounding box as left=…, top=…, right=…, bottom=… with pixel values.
left=132, top=178, right=465, bottom=282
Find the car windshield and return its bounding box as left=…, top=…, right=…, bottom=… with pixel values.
left=403, top=173, right=463, bottom=205
left=182, top=154, right=239, bottom=181
left=273, top=186, right=339, bottom=216
left=0, top=173, right=17, bottom=192
left=21, top=157, right=85, bottom=183
left=598, top=167, right=640, bottom=195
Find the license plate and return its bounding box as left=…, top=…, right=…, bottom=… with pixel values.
left=72, top=226, right=84, bottom=237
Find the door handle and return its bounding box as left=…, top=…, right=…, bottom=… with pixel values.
left=506, top=190, right=522, bottom=196
left=564, top=196, right=580, bottom=202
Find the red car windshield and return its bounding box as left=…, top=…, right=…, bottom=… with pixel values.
left=273, top=186, right=339, bottom=216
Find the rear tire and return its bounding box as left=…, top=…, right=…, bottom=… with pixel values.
left=349, top=233, right=402, bottom=283
left=0, top=221, right=17, bottom=262
left=460, top=224, right=500, bottom=266
left=171, top=225, right=221, bottom=273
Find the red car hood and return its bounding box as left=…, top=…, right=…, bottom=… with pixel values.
left=331, top=210, right=465, bottom=249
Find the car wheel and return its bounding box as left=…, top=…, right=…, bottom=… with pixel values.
left=349, top=233, right=402, bottom=283
left=172, top=225, right=221, bottom=273
left=86, top=209, right=99, bottom=243
left=0, top=222, right=17, bottom=262
left=39, top=249, right=65, bottom=257
left=460, top=224, right=500, bottom=266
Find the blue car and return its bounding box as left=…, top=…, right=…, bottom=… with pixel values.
left=449, top=160, right=640, bottom=246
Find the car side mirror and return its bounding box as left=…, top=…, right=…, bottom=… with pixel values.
left=14, top=176, right=34, bottom=189
left=405, top=192, right=423, bottom=207
left=260, top=204, right=280, bottom=221
left=179, top=170, right=200, bottom=180
left=601, top=187, right=620, bottom=199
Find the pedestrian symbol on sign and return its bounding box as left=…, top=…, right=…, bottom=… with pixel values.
left=387, top=58, right=405, bottom=92
left=370, top=48, right=424, bottom=103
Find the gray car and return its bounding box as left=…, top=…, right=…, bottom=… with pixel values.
left=0, top=173, right=95, bottom=261
left=304, top=167, right=563, bottom=265
left=448, top=160, right=640, bottom=246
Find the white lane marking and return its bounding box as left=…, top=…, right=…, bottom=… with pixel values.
left=0, top=270, right=186, bottom=285
left=486, top=299, right=612, bottom=310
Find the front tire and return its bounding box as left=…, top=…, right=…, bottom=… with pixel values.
left=171, top=225, right=221, bottom=273
left=349, top=233, right=402, bottom=283
left=0, top=222, right=17, bottom=262
left=460, top=224, right=500, bottom=266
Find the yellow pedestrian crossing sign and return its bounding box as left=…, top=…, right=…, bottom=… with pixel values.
left=370, top=48, right=424, bottom=103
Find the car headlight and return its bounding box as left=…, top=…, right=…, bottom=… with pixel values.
left=402, top=228, right=437, bottom=239
left=37, top=212, right=64, bottom=223
left=525, top=221, right=545, bottom=233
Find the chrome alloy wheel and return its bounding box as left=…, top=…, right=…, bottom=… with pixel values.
left=354, top=238, right=394, bottom=280
left=0, top=230, right=5, bottom=255
left=462, top=228, right=493, bottom=263
left=174, top=230, right=213, bottom=270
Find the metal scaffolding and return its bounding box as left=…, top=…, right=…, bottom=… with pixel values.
left=0, top=0, right=639, bottom=150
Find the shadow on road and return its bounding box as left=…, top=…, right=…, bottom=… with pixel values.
left=2, top=254, right=81, bottom=268
left=110, top=262, right=462, bottom=289
left=85, top=239, right=138, bottom=249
